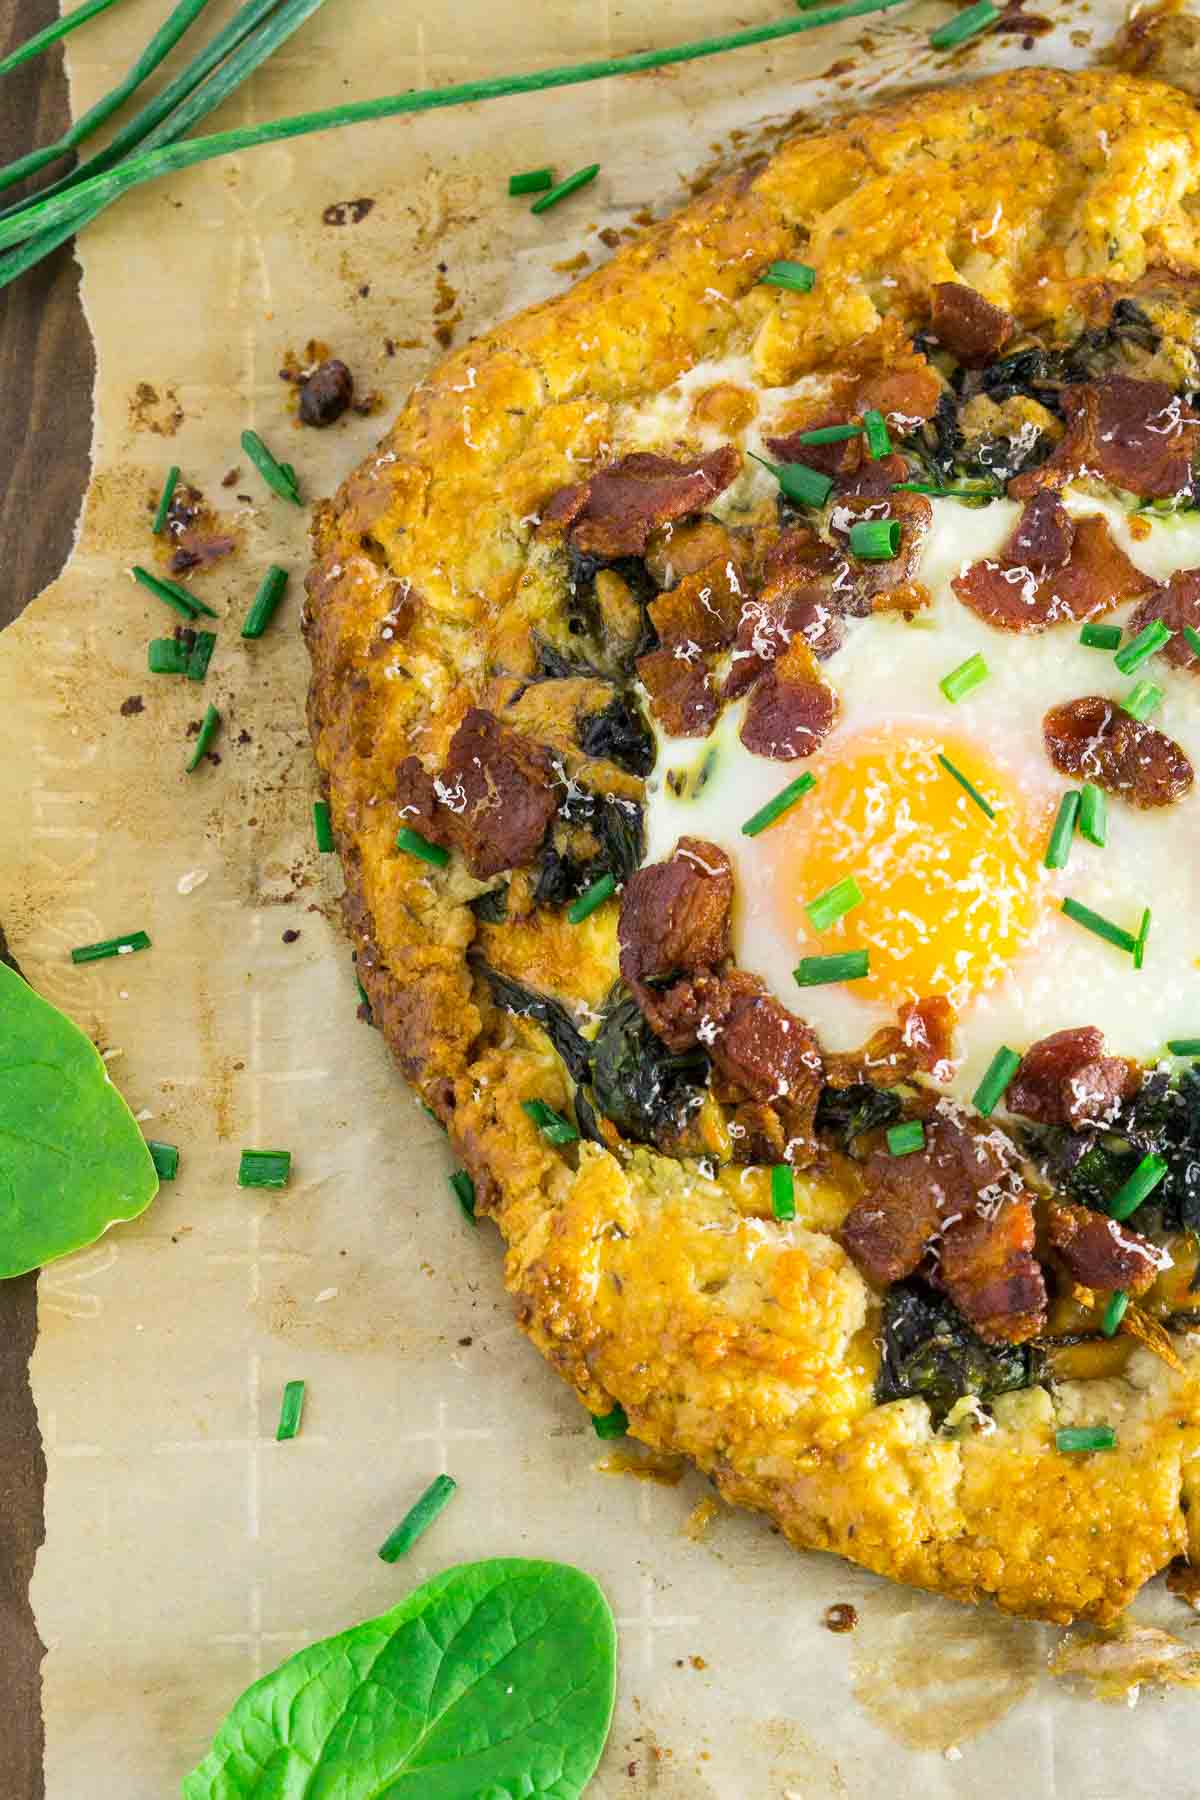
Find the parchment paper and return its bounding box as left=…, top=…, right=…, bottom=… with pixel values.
left=5, top=1, right=1199, bottom=1793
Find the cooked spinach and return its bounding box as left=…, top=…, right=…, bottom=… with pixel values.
left=475, top=959, right=592, bottom=1085
left=468, top=882, right=509, bottom=924
left=536, top=788, right=645, bottom=906
left=815, top=1083, right=903, bottom=1153
left=183, top=1558, right=617, bottom=1799
left=1028, top=1064, right=1200, bottom=1232
left=588, top=990, right=709, bottom=1146
left=876, top=1279, right=1039, bottom=1426
left=532, top=634, right=608, bottom=683
left=579, top=692, right=655, bottom=777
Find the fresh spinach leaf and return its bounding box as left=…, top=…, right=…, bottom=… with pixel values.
left=183, top=1557, right=616, bottom=1800
left=0, top=962, right=158, bottom=1279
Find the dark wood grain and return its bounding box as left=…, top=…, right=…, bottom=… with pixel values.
left=0, top=2, right=95, bottom=1795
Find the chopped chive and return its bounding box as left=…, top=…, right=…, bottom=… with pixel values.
left=131, top=563, right=219, bottom=620
left=567, top=873, right=616, bottom=924
left=1122, top=679, right=1164, bottom=722
left=313, top=800, right=335, bottom=853
left=1185, top=625, right=1200, bottom=659
left=886, top=1120, right=926, bottom=1156
left=1079, top=782, right=1107, bottom=847
left=152, top=464, right=180, bottom=535
left=937, top=752, right=995, bottom=820
left=238, top=1148, right=291, bottom=1189
left=508, top=166, right=553, bottom=194
left=147, top=1140, right=179, bottom=1180
left=1106, top=1151, right=1168, bottom=1220
left=848, top=517, right=900, bottom=560
left=748, top=450, right=833, bottom=509
left=1060, top=897, right=1138, bottom=954
left=939, top=652, right=989, bottom=704
left=396, top=825, right=449, bottom=868
left=275, top=1378, right=305, bottom=1441
left=759, top=259, right=817, bottom=293
left=805, top=874, right=863, bottom=932
left=529, top=162, right=599, bottom=214
left=1134, top=906, right=1152, bottom=972
left=930, top=0, right=999, bottom=50
left=186, top=629, right=217, bottom=682
left=185, top=702, right=221, bottom=772
left=1114, top=618, right=1173, bottom=675
left=593, top=1404, right=628, bottom=1439
left=1055, top=1425, right=1116, bottom=1454
left=241, top=564, right=289, bottom=638
left=972, top=1046, right=1020, bottom=1118
left=148, top=636, right=190, bottom=674
left=377, top=1473, right=457, bottom=1561
left=794, top=950, right=869, bottom=986
left=522, top=1098, right=579, bottom=1145
left=771, top=1163, right=796, bottom=1221
left=1079, top=621, right=1122, bottom=650
left=241, top=428, right=302, bottom=505
left=1101, top=1291, right=1128, bottom=1337
left=741, top=771, right=815, bottom=836
left=1043, top=791, right=1080, bottom=871
left=890, top=481, right=998, bottom=501
left=862, top=407, right=891, bottom=460
left=449, top=1170, right=476, bottom=1225
left=70, top=930, right=151, bottom=964
left=1167, top=1039, right=1200, bottom=1055
left=0, top=0, right=124, bottom=80
left=792, top=422, right=859, bottom=445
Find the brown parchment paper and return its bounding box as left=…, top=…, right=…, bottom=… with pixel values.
left=5, top=1, right=1200, bottom=1793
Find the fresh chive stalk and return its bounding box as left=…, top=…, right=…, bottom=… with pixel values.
left=241, top=429, right=301, bottom=505
left=241, top=564, right=289, bottom=638
left=508, top=167, right=553, bottom=194
left=1106, top=1151, right=1167, bottom=1220
left=1114, top=619, right=1173, bottom=674
left=1060, top=897, right=1138, bottom=954
left=741, top=772, right=815, bottom=836
left=275, top=1378, right=305, bottom=1441
left=972, top=1046, right=1020, bottom=1118
left=593, top=1405, right=628, bottom=1439
left=567, top=873, right=616, bottom=924
left=937, top=752, right=995, bottom=820
left=1122, top=679, right=1164, bottom=722
left=749, top=451, right=833, bottom=509
left=522, top=1098, right=579, bottom=1145
left=793, top=423, right=858, bottom=445
left=185, top=703, right=221, bottom=772
left=930, top=0, right=999, bottom=50
left=805, top=875, right=863, bottom=932
left=771, top=1163, right=796, bottom=1221
left=186, top=630, right=217, bottom=682
left=70, top=930, right=151, bottom=964
left=132, top=563, right=219, bottom=620
left=530, top=163, right=599, bottom=214
left=886, top=1120, right=926, bottom=1156
left=759, top=259, right=817, bottom=293
left=1101, top=1291, right=1128, bottom=1337
left=1078, top=782, right=1107, bottom=847
left=313, top=800, right=334, bottom=853
left=1185, top=625, right=1200, bottom=660
left=1079, top=621, right=1122, bottom=650
left=449, top=1170, right=476, bottom=1224
left=1167, top=1039, right=1200, bottom=1055
left=848, top=518, right=899, bottom=560
left=396, top=825, right=449, bottom=867
left=1043, top=791, right=1080, bottom=871
left=891, top=481, right=998, bottom=501
left=147, top=1140, right=179, bottom=1180
left=0, top=0, right=124, bottom=80
left=862, top=408, right=891, bottom=459
left=377, top=1473, right=457, bottom=1561
left=238, top=1148, right=291, bottom=1189
left=151, top=464, right=181, bottom=534
left=939, top=652, right=989, bottom=704
left=1133, top=906, right=1152, bottom=972
left=794, top=950, right=869, bottom=986
left=148, top=637, right=190, bottom=675
left=1055, top=1425, right=1116, bottom=1454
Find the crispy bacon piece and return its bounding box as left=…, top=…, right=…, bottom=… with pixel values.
left=1009, top=377, right=1200, bottom=502
left=829, top=489, right=932, bottom=607
left=725, top=533, right=846, bottom=698
left=930, top=283, right=1016, bottom=366
left=1006, top=1027, right=1141, bottom=1130
left=1043, top=695, right=1194, bottom=807
left=1128, top=569, right=1200, bottom=675
left=1046, top=1200, right=1163, bottom=1297
left=542, top=446, right=741, bottom=558
left=708, top=984, right=823, bottom=1108
left=837, top=452, right=913, bottom=502
left=739, top=636, right=839, bottom=760
left=940, top=1199, right=1046, bottom=1345
left=395, top=708, right=559, bottom=879
left=648, top=555, right=745, bottom=652
left=952, top=513, right=1155, bottom=633
left=635, top=647, right=720, bottom=738
left=644, top=517, right=737, bottom=587
left=824, top=997, right=957, bottom=1089
left=618, top=838, right=733, bottom=993
left=766, top=414, right=862, bottom=479
left=1008, top=492, right=1075, bottom=571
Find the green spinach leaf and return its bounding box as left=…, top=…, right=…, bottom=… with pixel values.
left=183, top=1557, right=616, bottom=1799
left=0, top=962, right=158, bottom=1278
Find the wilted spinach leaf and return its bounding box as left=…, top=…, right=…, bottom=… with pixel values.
left=588, top=990, right=708, bottom=1146
left=579, top=692, right=655, bottom=777
left=536, top=789, right=645, bottom=907
left=468, top=882, right=509, bottom=924
left=1028, top=1064, right=1200, bottom=1232
left=876, top=1279, right=1039, bottom=1426
left=815, top=1083, right=902, bottom=1153
left=475, top=960, right=592, bottom=1085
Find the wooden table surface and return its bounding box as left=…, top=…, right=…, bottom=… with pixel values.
left=1, top=3, right=96, bottom=1794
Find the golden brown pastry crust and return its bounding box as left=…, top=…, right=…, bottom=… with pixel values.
left=305, top=67, right=1200, bottom=1624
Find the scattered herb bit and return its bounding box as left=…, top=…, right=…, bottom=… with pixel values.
left=1079, top=621, right=1122, bottom=650
left=237, top=1148, right=291, bottom=1189
left=185, top=702, right=220, bottom=772
left=522, top=1098, right=579, bottom=1146
left=1122, top=678, right=1164, bottom=722
left=378, top=1473, right=458, bottom=1562
left=1101, top=1290, right=1128, bottom=1337
left=148, top=636, right=190, bottom=674
left=275, top=1378, right=305, bottom=1441
left=848, top=517, right=899, bottom=560
left=862, top=407, right=891, bottom=459
left=748, top=450, right=833, bottom=509
left=131, top=563, right=218, bottom=620
left=759, top=258, right=816, bottom=293
left=1060, top=897, right=1138, bottom=955
left=1114, top=619, right=1173, bottom=675
left=1079, top=782, right=1107, bottom=847
left=1134, top=906, right=1152, bottom=972
left=939, top=652, right=989, bottom=704
left=240, top=564, right=289, bottom=638
left=147, top=1139, right=179, bottom=1181
left=508, top=166, right=553, bottom=194
left=70, top=930, right=151, bottom=964
left=972, top=1045, right=1020, bottom=1118
left=0, top=0, right=123, bottom=81
left=1055, top=1425, right=1116, bottom=1453
left=886, top=1120, right=926, bottom=1156
left=741, top=771, right=815, bottom=836
left=1185, top=625, right=1200, bottom=659
left=593, top=1405, right=628, bottom=1439
left=771, top=1162, right=796, bottom=1221
left=186, top=629, right=216, bottom=682
left=805, top=875, right=863, bottom=932
left=876, top=1278, right=1039, bottom=1425
left=152, top=464, right=180, bottom=534
left=1044, top=790, right=1080, bottom=871
left=891, top=481, right=999, bottom=501
left=794, top=950, right=869, bottom=986
left=241, top=428, right=302, bottom=505
left=449, top=1169, right=476, bottom=1225
left=929, top=0, right=999, bottom=50
left=1106, top=1151, right=1168, bottom=1220
left=567, top=872, right=616, bottom=925
left=396, top=824, right=449, bottom=867
left=937, top=752, right=995, bottom=820
left=792, top=422, right=858, bottom=445
left=1167, top=1039, right=1200, bottom=1055
left=313, top=799, right=335, bottom=853
left=530, top=162, right=599, bottom=214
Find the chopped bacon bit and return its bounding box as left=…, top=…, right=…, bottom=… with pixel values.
left=854, top=364, right=942, bottom=431
left=952, top=513, right=1155, bottom=633
left=649, top=555, right=746, bottom=652
left=836, top=452, right=912, bottom=502
left=930, top=283, right=1016, bottom=367
left=1043, top=695, right=1194, bottom=807
left=1008, top=492, right=1075, bottom=572
left=1006, top=1027, right=1141, bottom=1130
left=767, top=413, right=862, bottom=479
left=618, top=837, right=733, bottom=993
left=729, top=1099, right=789, bottom=1165
left=644, top=517, right=737, bottom=588
left=396, top=708, right=560, bottom=879
left=708, top=984, right=823, bottom=1110
left=636, top=646, right=721, bottom=737
left=542, top=446, right=741, bottom=558
left=739, top=635, right=839, bottom=761
left=1129, top=569, right=1200, bottom=675
left=725, top=534, right=846, bottom=699
left=1046, top=1200, right=1162, bottom=1296
left=825, top=996, right=957, bottom=1089
left=940, top=1197, right=1046, bottom=1345
left=829, top=489, right=932, bottom=607
left=1010, top=377, right=1200, bottom=502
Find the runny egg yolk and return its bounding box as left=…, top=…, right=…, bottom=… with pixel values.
left=770, top=727, right=1051, bottom=1011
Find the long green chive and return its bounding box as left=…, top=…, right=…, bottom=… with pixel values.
left=862, top=408, right=891, bottom=459
left=848, top=518, right=900, bottom=560
left=741, top=771, right=815, bottom=836
left=522, top=1098, right=579, bottom=1145
left=593, top=1404, right=628, bottom=1439
left=1079, top=782, right=1107, bottom=848
left=313, top=800, right=335, bottom=853
left=1061, top=897, right=1138, bottom=954
left=449, top=1170, right=476, bottom=1225
left=508, top=166, right=553, bottom=194
left=70, top=930, right=151, bottom=964
left=240, top=564, right=289, bottom=638
left=1185, top=625, right=1200, bottom=660
left=567, top=873, right=616, bottom=924
left=794, top=950, right=869, bottom=986
left=771, top=1163, right=796, bottom=1221
left=148, top=637, right=190, bottom=675
left=237, top=1148, right=291, bottom=1189
left=805, top=875, right=863, bottom=932
left=377, top=1473, right=457, bottom=1561
left=793, top=422, right=858, bottom=445
left=886, top=1120, right=926, bottom=1156
left=147, top=1140, right=179, bottom=1180
left=185, top=703, right=220, bottom=772
left=241, top=429, right=301, bottom=505
left=1044, top=791, right=1080, bottom=871
left=1122, top=679, right=1164, bottom=722
left=1079, top=621, right=1122, bottom=650
left=1055, top=1426, right=1116, bottom=1454
left=0, top=0, right=124, bottom=80
left=891, top=481, right=999, bottom=501
left=1134, top=906, right=1152, bottom=972
left=396, top=825, right=449, bottom=868
left=972, top=1046, right=1020, bottom=1118
left=1167, top=1039, right=1200, bottom=1055
left=1114, top=619, right=1173, bottom=675
left=759, top=259, right=816, bottom=293
left=937, top=752, right=995, bottom=820
left=151, top=464, right=181, bottom=535
left=275, top=1378, right=305, bottom=1441
left=131, top=563, right=219, bottom=620
left=186, top=630, right=216, bottom=682
left=1107, top=1152, right=1167, bottom=1220
left=939, top=652, right=990, bottom=704
left=930, top=0, right=999, bottom=50
left=530, top=163, right=599, bottom=214
left=1101, top=1291, right=1128, bottom=1337
left=749, top=451, right=834, bottom=509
